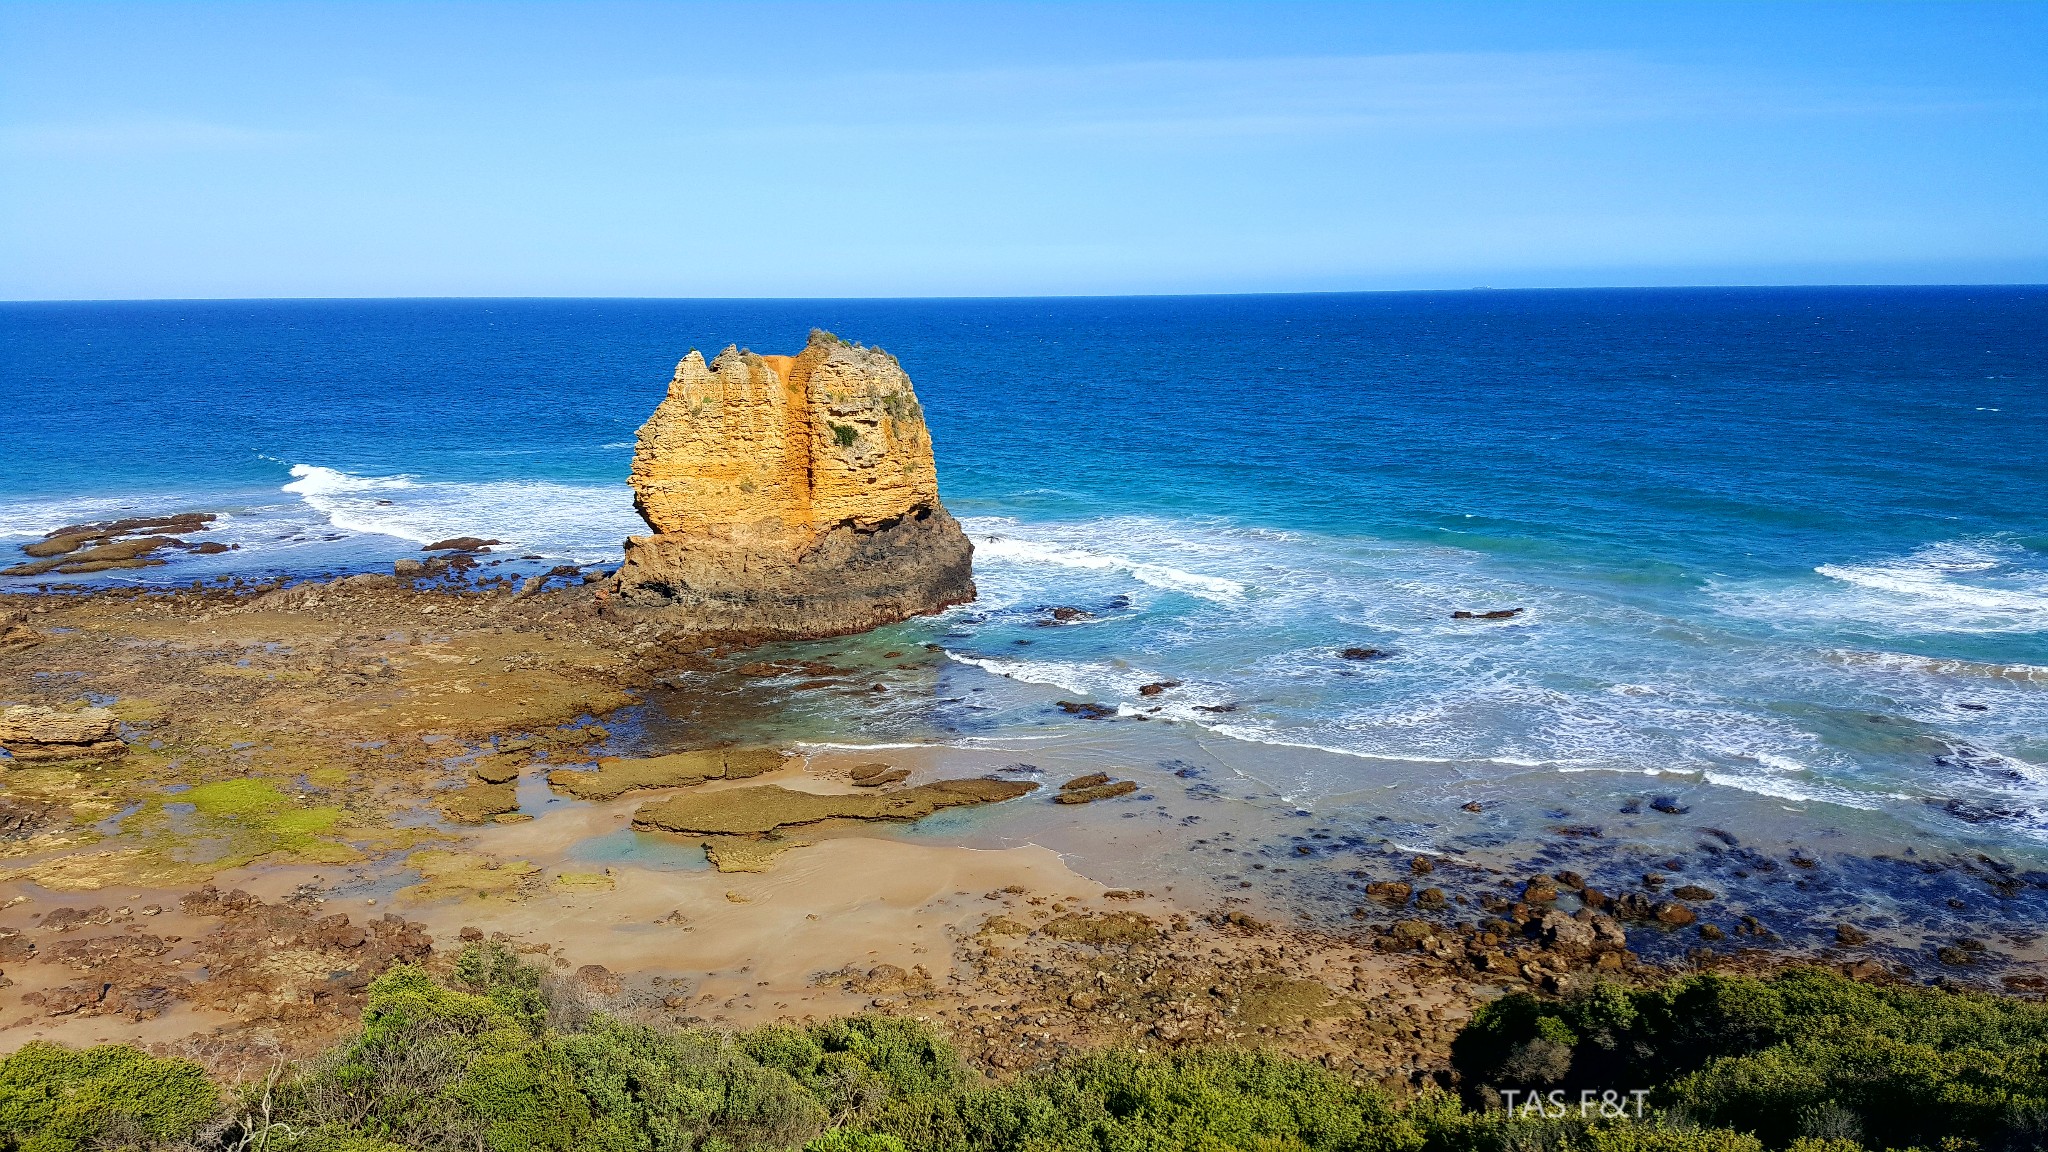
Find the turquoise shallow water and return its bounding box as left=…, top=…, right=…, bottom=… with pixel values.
left=4, top=289, right=2046, bottom=874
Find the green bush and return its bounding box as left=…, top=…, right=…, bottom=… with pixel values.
left=1452, top=966, right=2048, bottom=1150
left=452, top=940, right=550, bottom=1035
left=857, top=1046, right=1423, bottom=1152
left=803, top=1132, right=908, bottom=1152
left=269, top=953, right=586, bottom=1152
left=21, top=956, right=2048, bottom=1152
left=561, top=1017, right=826, bottom=1152
left=0, top=1041, right=217, bottom=1152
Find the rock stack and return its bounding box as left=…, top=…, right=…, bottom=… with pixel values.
left=611, top=330, right=975, bottom=638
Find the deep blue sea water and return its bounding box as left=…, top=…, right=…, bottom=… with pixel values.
left=5, top=288, right=2047, bottom=872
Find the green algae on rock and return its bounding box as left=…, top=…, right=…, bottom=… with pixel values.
left=400, top=849, right=543, bottom=902
left=633, top=777, right=1036, bottom=838
left=441, top=780, right=520, bottom=824
left=548, top=747, right=785, bottom=801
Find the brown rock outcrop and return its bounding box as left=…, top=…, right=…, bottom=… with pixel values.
left=4, top=512, right=227, bottom=577
left=633, top=777, right=1037, bottom=837
left=610, top=330, right=974, bottom=637
left=0, top=706, right=125, bottom=762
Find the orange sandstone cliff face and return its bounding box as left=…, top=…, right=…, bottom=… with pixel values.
left=610, top=330, right=975, bottom=637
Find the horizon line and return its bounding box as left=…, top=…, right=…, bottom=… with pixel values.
left=6, top=281, right=2047, bottom=306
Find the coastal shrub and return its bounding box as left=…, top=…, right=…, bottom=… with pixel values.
left=1452, top=966, right=2048, bottom=1150
left=0, top=1041, right=217, bottom=1152
left=28, top=959, right=2048, bottom=1152
left=853, top=1046, right=1423, bottom=1152
left=803, top=1132, right=908, bottom=1152
left=560, top=1017, right=827, bottom=1151
left=270, top=958, right=586, bottom=1152
left=451, top=940, right=550, bottom=1035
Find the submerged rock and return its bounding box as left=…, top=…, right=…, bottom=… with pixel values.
left=611, top=330, right=975, bottom=638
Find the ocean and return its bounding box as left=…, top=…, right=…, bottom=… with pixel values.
left=6, top=289, right=2048, bottom=924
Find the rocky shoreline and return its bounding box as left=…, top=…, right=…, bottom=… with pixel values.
left=1, top=570, right=2037, bottom=1090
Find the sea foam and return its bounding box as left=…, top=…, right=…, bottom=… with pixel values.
left=967, top=518, right=1249, bottom=601
left=283, top=463, right=640, bottom=563
left=1721, top=537, right=2048, bottom=635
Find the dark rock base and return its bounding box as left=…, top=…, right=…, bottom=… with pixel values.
left=610, top=502, right=975, bottom=640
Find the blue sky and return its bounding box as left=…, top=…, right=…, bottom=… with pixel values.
left=2, top=2, right=2044, bottom=299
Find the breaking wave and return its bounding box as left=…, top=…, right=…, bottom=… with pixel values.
left=283, top=464, right=640, bottom=563
left=967, top=518, right=1249, bottom=601
left=1721, top=538, right=2048, bottom=635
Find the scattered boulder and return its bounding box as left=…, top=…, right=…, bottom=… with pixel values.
left=1137, top=680, right=1181, bottom=697
left=1057, top=700, right=1118, bottom=720
left=1365, top=881, right=1412, bottom=906
left=1451, top=608, right=1523, bottom=620
left=1591, top=914, right=1627, bottom=951
left=1652, top=901, right=1696, bottom=927
left=1055, top=774, right=1138, bottom=805
left=422, top=537, right=501, bottom=553
left=1339, top=647, right=1385, bottom=661
left=1538, top=910, right=1594, bottom=953
left=0, top=705, right=125, bottom=762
